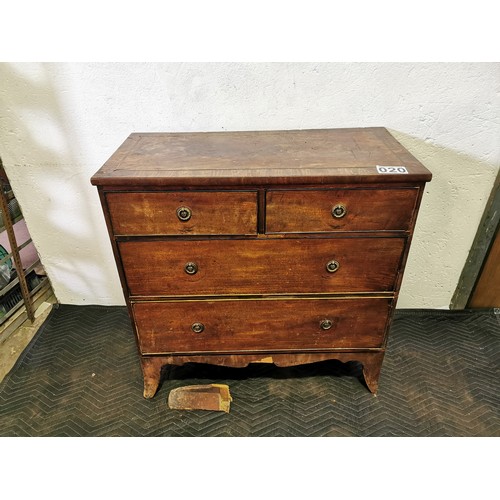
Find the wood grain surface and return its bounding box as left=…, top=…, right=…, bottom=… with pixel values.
left=119, top=237, right=406, bottom=296
left=266, top=187, right=418, bottom=232
left=107, top=191, right=257, bottom=235
left=91, top=128, right=432, bottom=187
left=133, top=297, right=392, bottom=354
left=468, top=227, right=500, bottom=307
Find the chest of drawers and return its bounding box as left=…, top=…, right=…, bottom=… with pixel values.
left=91, top=128, right=431, bottom=398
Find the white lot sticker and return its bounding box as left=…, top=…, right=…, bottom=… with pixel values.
left=376, top=165, right=408, bottom=174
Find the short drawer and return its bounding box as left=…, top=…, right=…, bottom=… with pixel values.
left=120, top=237, right=405, bottom=296
left=266, top=188, right=418, bottom=233
left=106, top=191, right=257, bottom=236
left=133, top=297, right=392, bottom=354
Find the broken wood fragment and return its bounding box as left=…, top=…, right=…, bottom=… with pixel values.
left=168, top=384, right=232, bottom=413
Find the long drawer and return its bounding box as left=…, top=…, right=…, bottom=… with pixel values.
left=107, top=191, right=258, bottom=236
left=266, top=188, right=418, bottom=233
left=119, top=237, right=405, bottom=296
left=133, top=297, right=392, bottom=354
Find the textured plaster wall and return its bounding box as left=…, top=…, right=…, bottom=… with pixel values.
left=0, top=62, right=498, bottom=307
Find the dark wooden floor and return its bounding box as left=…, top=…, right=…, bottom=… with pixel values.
left=0, top=305, right=498, bottom=436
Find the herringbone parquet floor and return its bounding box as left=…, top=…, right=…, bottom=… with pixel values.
left=0, top=305, right=498, bottom=436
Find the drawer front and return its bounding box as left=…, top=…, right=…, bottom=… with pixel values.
left=120, top=237, right=405, bottom=296
left=266, top=188, right=418, bottom=233
left=106, top=191, right=257, bottom=236
left=133, top=297, right=392, bottom=354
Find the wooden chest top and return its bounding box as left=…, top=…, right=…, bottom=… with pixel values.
left=91, top=127, right=432, bottom=187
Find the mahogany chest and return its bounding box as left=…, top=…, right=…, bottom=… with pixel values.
left=91, top=128, right=431, bottom=398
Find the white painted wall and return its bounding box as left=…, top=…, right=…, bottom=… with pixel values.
left=0, top=62, right=498, bottom=308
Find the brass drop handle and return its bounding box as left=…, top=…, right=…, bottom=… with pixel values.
left=176, top=206, right=192, bottom=222
left=320, top=319, right=333, bottom=330
left=191, top=322, right=205, bottom=334
left=326, top=260, right=340, bottom=273
left=331, top=204, right=347, bottom=218
left=184, top=262, right=198, bottom=275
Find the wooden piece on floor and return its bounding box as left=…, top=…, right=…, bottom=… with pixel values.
left=168, top=384, right=232, bottom=413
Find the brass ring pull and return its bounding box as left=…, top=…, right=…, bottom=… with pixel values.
left=326, top=260, right=340, bottom=273
left=191, top=322, right=205, bottom=334
left=176, top=206, right=192, bottom=222
left=331, top=204, right=347, bottom=218
left=184, top=262, right=198, bottom=275
left=320, top=319, right=333, bottom=330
